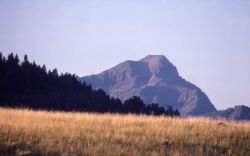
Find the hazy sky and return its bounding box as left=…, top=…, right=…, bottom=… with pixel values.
left=0, top=0, right=250, bottom=109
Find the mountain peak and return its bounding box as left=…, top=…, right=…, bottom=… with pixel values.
left=140, top=55, right=179, bottom=79
left=140, top=55, right=170, bottom=65
left=80, top=54, right=216, bottom=116
left=141, top=54, right=167, bottom=59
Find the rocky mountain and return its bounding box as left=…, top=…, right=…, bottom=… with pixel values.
left=207, top=105, right=250, bottom=121
left=80, top=55, right=216, bottom=116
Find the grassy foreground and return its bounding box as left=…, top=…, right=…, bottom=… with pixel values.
left=0, top=108, right=250, bottom=156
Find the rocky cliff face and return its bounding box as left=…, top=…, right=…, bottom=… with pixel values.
left=80, top=55, right=216, bottom=116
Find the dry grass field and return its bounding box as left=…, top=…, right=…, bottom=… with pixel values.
left=0, top=107, right=250, bottom=156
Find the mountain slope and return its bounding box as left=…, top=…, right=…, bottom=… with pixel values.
left=80, top=55, right=216, bottom=116
left=207, top=105, right=250, bottom=120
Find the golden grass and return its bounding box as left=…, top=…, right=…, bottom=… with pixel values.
left=0, top=107, right=250, bottom=156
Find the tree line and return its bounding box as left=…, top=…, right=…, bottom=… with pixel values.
left=0, top=53, right=180, bottom=116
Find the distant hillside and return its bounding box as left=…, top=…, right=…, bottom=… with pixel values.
left=81, top=55, right=216, bottom=116
left=207, top=105, right=250, bottom=121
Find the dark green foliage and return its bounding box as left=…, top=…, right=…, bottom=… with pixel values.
left=0, top=52, right=179, bottom=116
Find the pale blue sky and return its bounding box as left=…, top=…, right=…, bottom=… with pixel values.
left=0, top=0, right=250, bottom=109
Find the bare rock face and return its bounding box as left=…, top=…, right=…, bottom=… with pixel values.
left=80, top=55, right=216, bottom=116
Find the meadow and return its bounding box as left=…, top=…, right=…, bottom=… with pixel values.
left=0, top=107, right=250, bottom=156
